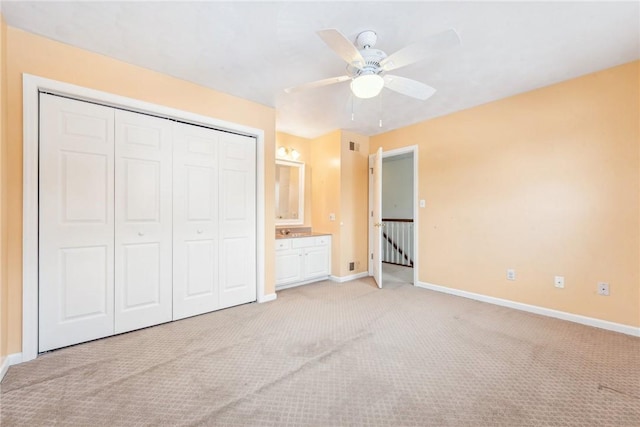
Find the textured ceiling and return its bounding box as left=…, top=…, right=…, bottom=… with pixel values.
left=3, top=1, right=639, bottom=138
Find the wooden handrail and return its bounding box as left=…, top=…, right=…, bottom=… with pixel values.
left=381, top=218, right=413, bottom=223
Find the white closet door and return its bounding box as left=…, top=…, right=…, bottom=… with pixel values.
left=114, top=110, right=173, bottom=333
left=39, top=94, right=115, bottom=352
left=172, top=123, right=219, bottom=320
left=219, top=132, right=257, bottom=309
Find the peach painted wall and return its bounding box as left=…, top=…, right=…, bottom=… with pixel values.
left=371, top=61, right=640, bottom=327
left=310, top=130, right=342, bottom=276
left=275, top=132, right=312, bottom=228
left=307, top=129, right=370, bottom=278
left=0, top=15, right=7, bottom=361
left=4, top=27, right=276, bottom=354
left=339, top=131, right=370, bottom=276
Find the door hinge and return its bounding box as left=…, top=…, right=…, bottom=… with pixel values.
left=371, top=253, right=373, bottom=260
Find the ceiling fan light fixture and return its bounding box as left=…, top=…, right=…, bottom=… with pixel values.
left=350, top=74, right=384, bottom=99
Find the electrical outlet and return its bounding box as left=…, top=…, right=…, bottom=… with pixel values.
left=598, top=282, right=610, bottom=296
left=554, top=276, right=565, bottom=288
left=507, top=269, right=516, bottom=281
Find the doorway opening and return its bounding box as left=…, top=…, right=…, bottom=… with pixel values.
left=368, top=146, right=418, bottom=288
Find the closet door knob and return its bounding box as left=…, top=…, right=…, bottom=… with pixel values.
left=138, top=232, right=144, bottom=236
left=197, top=229, right=203, bottom=234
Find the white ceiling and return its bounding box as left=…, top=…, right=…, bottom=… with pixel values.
left=3, top=1, right=639, bottom=138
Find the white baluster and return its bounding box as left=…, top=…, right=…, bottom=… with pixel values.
left=401, top=223, right=405, bottom=266
left=393, top=222, right=398, bottom=265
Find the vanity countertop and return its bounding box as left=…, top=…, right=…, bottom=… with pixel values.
left=275, top=232, right=331, bottom=239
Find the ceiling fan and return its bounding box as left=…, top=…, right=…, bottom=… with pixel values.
left=285, top=28, right=461, bottom=101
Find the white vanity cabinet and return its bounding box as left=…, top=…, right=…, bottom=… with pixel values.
left=275, top=235, right=331, bottom=290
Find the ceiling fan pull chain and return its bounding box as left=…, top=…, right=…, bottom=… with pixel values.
left=379, top=91, right=383, bottom=128
left=351, top=94, right=355, bottom=121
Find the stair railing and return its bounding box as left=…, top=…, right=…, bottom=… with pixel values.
left=381, top=219, right=414, bottom=267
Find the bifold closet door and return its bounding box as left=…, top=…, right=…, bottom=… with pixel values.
left=114, top=110, right=173, bottom=333
left=39, top=94, right=257, bottom=351
left=219, top=132, right=257, bottom=309
left=172, top=122, right=219, bottom=320
left=39, top=94, right=116, bottom=352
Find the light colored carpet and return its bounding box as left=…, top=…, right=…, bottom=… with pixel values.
left=1, top=275, right=639, bottom=426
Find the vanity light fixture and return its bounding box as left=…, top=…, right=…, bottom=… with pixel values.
left=277, top=146, right=301, bottom=160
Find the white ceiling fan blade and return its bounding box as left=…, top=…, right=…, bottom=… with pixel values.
left=284, top=75, right=351, bottom=94
left=384, top=75, right=436, bottom=100
left=317, top=29, right=366, bottom=69
left=380, top=28, right=460, bottom=72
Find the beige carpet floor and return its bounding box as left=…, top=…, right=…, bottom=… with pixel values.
left=1, top=270, right=639, bottom=426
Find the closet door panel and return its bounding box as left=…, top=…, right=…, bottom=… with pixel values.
left=173, top=123, right=219, bottom=320
left=115, top=110, right=173, bottom=333
left=122, top=243, right=161, bottom=308
left=219, top=133, right=257, bottom=309
left=39, top=94, right=115, bottom=352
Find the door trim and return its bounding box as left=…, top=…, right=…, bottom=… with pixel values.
left=23, top=74, right=266, bottom=362
left=368, top=145, right=419, bottom=286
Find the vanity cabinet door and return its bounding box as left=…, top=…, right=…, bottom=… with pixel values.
left=275, top=248, right=304, bottom=285
left=304, top=245, right=330, bottom=279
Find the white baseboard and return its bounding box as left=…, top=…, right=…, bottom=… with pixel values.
left=1, top=352, right=24, bottom=382
left=276, top=276, right=331, bottom=292
left=258, top=293, right=277, bottom=303
left=416, top=281, right=640, bottom=337
left=0, top=356, right=8, bottom=382
left=330, top=272, right=369, bottom=283
left=8, top=353, right=23, bottom=365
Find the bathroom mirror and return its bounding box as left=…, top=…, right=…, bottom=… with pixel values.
left=275, top=159, right=305, bottom=225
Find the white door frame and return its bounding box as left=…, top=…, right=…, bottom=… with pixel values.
left=368, top=145, right=419, bottom=286
left=22, top=74, right=267, bottom=362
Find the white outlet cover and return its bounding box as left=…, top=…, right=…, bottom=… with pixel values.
left=598, top=282, right=610, bottom=296
left=554, top=276, right=565, bottom=288
left=419, top=200, right=426, bottom=208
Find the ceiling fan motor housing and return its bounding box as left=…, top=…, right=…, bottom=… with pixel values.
left=348, top=48, right=387, bottom=77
